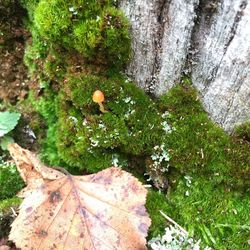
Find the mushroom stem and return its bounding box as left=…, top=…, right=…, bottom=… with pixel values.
left=98, top=102, right=108, bottom=113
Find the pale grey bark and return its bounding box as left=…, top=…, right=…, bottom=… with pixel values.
left=119, top=0, right=163, bottom=92
left=119, top=0, right=250, bottom=132
left=119, top=0, right=198, bottom=94
left=157, top=0, right=198, bottom=95
left=192, top=0, right=250, bottom=132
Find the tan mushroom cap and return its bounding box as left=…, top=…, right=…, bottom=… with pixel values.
left=92, top=90, right=105, bottom=103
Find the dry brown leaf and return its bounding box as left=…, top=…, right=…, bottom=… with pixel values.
left=8, top=144, right=151, bottom=250
left=0, top=246, right=10, bottom=250
left=8, top=144, right=64, bottom=197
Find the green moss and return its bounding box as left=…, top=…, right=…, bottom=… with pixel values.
left=158, top=82, right=250, bottom=188
left=73, top=6, right=131, bottom=68
left=23, top=29, right=48, bottom=75
left=31, top=0, right=130, bottom=69
left=146, top=81, right=250, bottom=248
left=0, top=197, right=21, bottom=237
left=164, top=175, right=250, bottom=249
left=34, top=0, right=72, bottom=44
left=56, top=73, right=166, bottom=172
left=146, top=190, right=170, bottom=238
left=0, top=158, right=24, bottom=200
left=21, top=0, right=134, bottom=170
left=28, top=90, right=65, bottom=167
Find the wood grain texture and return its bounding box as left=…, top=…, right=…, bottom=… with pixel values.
left=119, top=0, right=250, bottom=132
left=192, top=0, right=250, bottom=132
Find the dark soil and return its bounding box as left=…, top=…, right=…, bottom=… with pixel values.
left=0, top=237, right=18, bottom=250
left=0, top=0, right=29, bottom=104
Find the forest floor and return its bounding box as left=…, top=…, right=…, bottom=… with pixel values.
left=0, top=2, right=250, bottom=250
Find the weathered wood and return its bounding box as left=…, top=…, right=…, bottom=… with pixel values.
left=119, top=0, right=198, bottom=94
left=192, top=0, right=250, bottom=132
left=120, top=0, right=250, bottom=132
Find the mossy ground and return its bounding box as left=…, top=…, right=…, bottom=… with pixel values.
left=145, top=81, right=250, bottom=249
left=0, top=159, right=23, bottom=238
left=0, top=0, right=249, bottom=249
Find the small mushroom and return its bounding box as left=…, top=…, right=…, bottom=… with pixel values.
left=92, top=90, right=108, bottom=113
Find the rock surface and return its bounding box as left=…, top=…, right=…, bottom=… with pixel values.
left=119, top=0, right=250, bottom=132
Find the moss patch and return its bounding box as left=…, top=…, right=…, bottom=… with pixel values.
left=0, top=158, right=24, bottom=200
left=12, top=1, right=250, bottom=248
left=164, top=175, right=250, bottom=249
left=148, top=81, right=250, bottom=249
left=0, top=197, right=21, bottom=238
left=158, top=81, right=250, bottom=189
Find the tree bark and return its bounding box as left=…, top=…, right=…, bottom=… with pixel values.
left=119, top=0, right=250, bottom=132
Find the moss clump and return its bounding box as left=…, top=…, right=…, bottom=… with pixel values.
left=28, top=0, right=130, bottom=69
left=164, top=175, right=250, bottom=249
left=0, top=197, right=21, bottom=238
left=20, top=1, right=136, bottom=171
left=0, top=157, right=24, bottom=200
left=148, top=81, right=250, bottom=249
left=146, top=190, right=171, bottom=238
left=158, top=82, right=250, bottom=188
left=0, top=157, right=23, bottom=238
left=55, top=73, right=168, bottom=172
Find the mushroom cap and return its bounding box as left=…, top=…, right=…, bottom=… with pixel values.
left=92, top=90, right=105, bottom=103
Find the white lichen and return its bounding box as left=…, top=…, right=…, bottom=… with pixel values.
left=148, top=225, right=213, bottom=250
left=89, top=138, right=99, bottom=147
left=68, top=116, right=78, bottom=124
left=161, top=121, right=172, bottom=133
left=111, top=154, right=120, bottom=167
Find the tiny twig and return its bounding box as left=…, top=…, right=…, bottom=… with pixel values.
left=201, top=148, right=204, bottom=159
left=160, top=210, right=188, bottom=235
left=10, top=207, right=18, bottom=217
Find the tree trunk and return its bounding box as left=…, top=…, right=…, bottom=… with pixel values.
left=119, top=0, right=250, bottom=132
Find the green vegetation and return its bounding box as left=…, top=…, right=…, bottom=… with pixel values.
left=0, top=197, right=21, bottom=238
left=146, top=190, right=170, bottom=237
left=0, top=157, right=23, bottom=236
left=147, top=81, right=250, bottom=249
left=0, top=0, right=249, bottom=248
left=0, top=157, right=24, bottom=200
left=22, top=0, right=130, bottom=71
left=56, top=73, right=168, bottom=172
left=158, top=82, right=250, bottom=189
left=165, top=175, right=250, bottom=249
left=0, top=111, right=21, bottom=137
left=21, top=0, right=170, bottom=174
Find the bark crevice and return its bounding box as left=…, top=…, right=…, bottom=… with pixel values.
left=147, top=0, right=170, bottom=94
left=120, top=0, right=250, bottom=132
